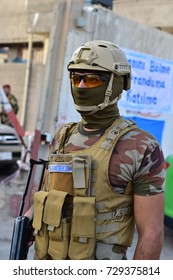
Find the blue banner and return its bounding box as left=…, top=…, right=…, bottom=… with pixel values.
left=124, top=116, right=165, bottom=145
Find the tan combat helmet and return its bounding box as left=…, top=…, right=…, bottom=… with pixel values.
left=67, top=40, right=131, bottom=114
left=67, top=40, right=131, bottom=90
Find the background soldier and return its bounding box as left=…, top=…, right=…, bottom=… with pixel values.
left=1, top=84, right=19, bottom=126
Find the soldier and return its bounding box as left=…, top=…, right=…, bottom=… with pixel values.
left=1, top=84, right=19, bottom=126
left=31, top=40, right=165, bottom=260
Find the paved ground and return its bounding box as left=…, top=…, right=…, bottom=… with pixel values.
left=0, top=172, right=173, bottom=260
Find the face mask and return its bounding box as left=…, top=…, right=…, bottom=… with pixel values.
left=81, top=104, right=120, bottom=129
left=71, top=75, right=124, bottom=128
left=72, top=83, right=109, bottom=109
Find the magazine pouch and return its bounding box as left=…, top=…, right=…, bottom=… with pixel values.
left=33, top=191, right=49, bottom=259
left=68, top=196, right=96, bottom=260
left=43, top=189, right=72, bottom=260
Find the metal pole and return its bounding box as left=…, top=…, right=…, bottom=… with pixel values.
left=21, top=34, right=33, bottom=128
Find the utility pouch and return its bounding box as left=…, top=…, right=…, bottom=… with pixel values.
left=68, top=196, right=96, bottom=260
left=43, top=189, right=72, bottom=260
left=48, top=155, right=73, bottom=195
left=32, top=191, right=49, bottom=259
left=49, top=154, right=92, bottom=196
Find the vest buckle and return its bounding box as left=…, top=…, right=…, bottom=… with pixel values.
left=113, top=209, right=124, bottom=221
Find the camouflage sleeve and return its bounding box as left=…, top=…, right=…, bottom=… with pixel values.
left=9, top=94, right=19, bottom=114
left=110, top=128, right=165, bottom=196
left=132, top=142, right=165, bottom=196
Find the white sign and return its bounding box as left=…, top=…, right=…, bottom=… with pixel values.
left=119, top=49, right=173, bottom=113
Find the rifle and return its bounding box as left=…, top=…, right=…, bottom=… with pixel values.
left=9, top=158, right=48, bottom=260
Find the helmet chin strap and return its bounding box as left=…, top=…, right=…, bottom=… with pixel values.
left=74, top=73, right=119, bottom=115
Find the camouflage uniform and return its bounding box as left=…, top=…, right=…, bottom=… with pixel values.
left=1, top=93, right=19, bottom=126
left=49, top=121, right=165, bottom=260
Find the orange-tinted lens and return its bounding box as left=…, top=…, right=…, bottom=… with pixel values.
left=71, top=74, right=81, bottom=86
left=71, top=74, right=108, bottom=88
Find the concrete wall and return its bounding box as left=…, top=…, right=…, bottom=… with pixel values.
left=72, top=6, right=173, bottom=60
left=113, top=0, right=173, bottom=34
left=24, top=63, right=45, bottom=130
left=0, top=0, right=45, bottom=43
left=27, top=0, right=57, bottom=34
left=0, top=0, right=27, bottom=43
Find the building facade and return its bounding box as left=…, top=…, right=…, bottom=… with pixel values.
left=113, top=0, right=173, bottom=34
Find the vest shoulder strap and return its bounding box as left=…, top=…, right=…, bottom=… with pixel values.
left=51, top=122, right=77, bottom=153
left=100, top=118, right=137, bottom=150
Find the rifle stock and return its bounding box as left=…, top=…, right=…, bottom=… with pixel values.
left=9, top=159, right=48, bottom=260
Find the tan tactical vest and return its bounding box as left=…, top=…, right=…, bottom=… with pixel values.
left=32, top=117, right=137, bottom=260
